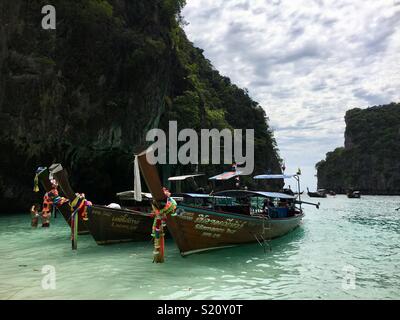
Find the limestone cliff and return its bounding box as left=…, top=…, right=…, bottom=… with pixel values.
left=316, top=102, right=400, bottom=194
left=0, top=0, right=282, bottom=212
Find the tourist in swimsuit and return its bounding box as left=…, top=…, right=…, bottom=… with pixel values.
left=30, top=203, right=40, bottom=228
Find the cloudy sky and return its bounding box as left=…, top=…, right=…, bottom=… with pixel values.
left=182, top=0, right=400, bottom=189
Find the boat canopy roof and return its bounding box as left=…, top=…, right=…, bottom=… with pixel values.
left=208, top=171, right=243, bottom=180
left=174, top=193, right=232, bottom=199
left=213, top=190, right=296, bottom=199
left=253, top=174, right=296, bottom=180
left=116, top=190, right=153, bottom=200
left=168, top=174, right=204, bottom=181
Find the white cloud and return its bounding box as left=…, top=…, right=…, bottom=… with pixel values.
left=182, top=0, right=400, bottom=189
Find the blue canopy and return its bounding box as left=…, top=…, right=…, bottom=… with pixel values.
left=253, top=174, right=295, bottom=180
left=213, top=190, right=295, bottom=199
left=173, top=193, right=232, bottom=199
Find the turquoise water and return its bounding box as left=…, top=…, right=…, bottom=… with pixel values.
left=1, top=195, right=399, bottom=300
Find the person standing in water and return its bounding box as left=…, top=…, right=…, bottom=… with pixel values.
left=30, top=203, right=40, bottom=228
left=41, top=180, right=58, bottom=227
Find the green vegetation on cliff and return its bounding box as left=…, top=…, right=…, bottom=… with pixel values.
left=161, top=26, right=281, bottom=185
left=0, top=0, right=281, bottom=211
left=316, top=102, right=400, bottom=194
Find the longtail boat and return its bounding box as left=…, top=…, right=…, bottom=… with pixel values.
left=48, top=163, right=154, bottom=245
left=307, top=188, right=327, bottom=198
left=48, top=164, right=90, bottom=234
left=167, top=190, right=304, bottom=256
left=36, top=167, right=89, bottom=235
left=86, top=205, right=154, bottom=245
left=347, top=190, right=361, bottom=198
left=137, top=152, right=313, bottom=256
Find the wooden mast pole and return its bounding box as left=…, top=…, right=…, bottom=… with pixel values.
left=137, top=150, right=169, bottom=263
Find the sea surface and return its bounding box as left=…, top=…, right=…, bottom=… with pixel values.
left=1, top=195, right=399, bottom=300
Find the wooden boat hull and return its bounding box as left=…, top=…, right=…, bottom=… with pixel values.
left=167, top=205, right=304, bottom=256
left=87, top=205, right=154, bottom=245
left=48, top=163, right=158, bottom=245
left=37, top=168, right=89, bottom=234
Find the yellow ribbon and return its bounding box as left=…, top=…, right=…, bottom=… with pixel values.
left=33, top=174, right=39, bottom=192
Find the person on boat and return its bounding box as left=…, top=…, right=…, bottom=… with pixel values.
left=279, top=199, right=288, bottom=208
left=30, top=203, right=40, bottom=228
left=162, top=187, right=171, bottom=198
left=229, top=162, right=241, bottom=188
left=263, top=198, right=275, bottom=212
left=231, top=161, right=237, bottom=172
left=262, top=199, right=269, bottom=213
left=268, top=199, right=275, bottom=207
left=263, top=199, right=277, bottom=217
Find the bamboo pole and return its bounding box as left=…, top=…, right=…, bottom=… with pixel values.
left=71, top=210, right=78, bottom=250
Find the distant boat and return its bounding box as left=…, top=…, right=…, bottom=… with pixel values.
left=347, top=191, right=361, bottom=198
left=328, top=190, right=336, bottom=196
left=307, top=188, right=327, bottom=198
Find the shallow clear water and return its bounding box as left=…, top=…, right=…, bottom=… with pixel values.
left=1, top=195, right=399, bottom=300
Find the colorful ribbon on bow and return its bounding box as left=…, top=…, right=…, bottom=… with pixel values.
left=70, top=193, right=92, bottom=222
left=151, top=196, right=177, bottom=263
left=33, top=167, right=47, bottom=192
left=69, top=193, right=92, bottom=250
left=42, top=186, right=68, bottom=215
